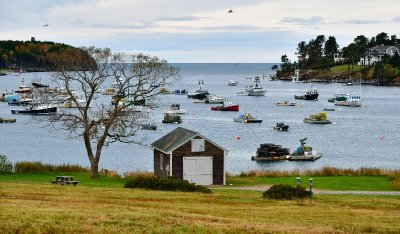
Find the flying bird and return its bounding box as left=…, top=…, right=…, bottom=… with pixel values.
left=228, top=10, right=234, bottom=13
left=43, top=24, right=49, bottom=27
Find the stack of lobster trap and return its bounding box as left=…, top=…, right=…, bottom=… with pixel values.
left=251, top=143, right=290, bottom=161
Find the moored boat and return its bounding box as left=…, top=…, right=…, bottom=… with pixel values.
left=227, top=80, right=239, bottom=86
left=8, top=98, right=34, bottom=106
left=11, top=105, right=57, bottom=115
left=273, top=122, right=289, bottom=131
left=289, top=138, right=322, bottom=161
left=294, top=84, right=319, bottom=100
left=210, top=101, right=239, bottom=111
left=187, top=80, right=210, bottom=100
left=244, top=76, right=267, bottom=96
left=323, top=107, right=335, bottom=111
left=1, top=94, right=19, bottom=103
left=174, top=89, right=188, bottom=95
left=63, top=99, right=88, bottom=108
left=275, top=101, right=296, bottom=106
left=162, top=113, right=182, bottom=124
left=14, top=78, right=32, bottom=94
left=0, top=118, right=16, bottom=123
left=234, top=113, right=262, bottom=123
left=163, top=104, right=187, bottom=115
left=334, top=93, right=361, bottom=107
left=303, top=112, right=332, bottom=124
left=328, top=92, right=348, bottom=102
left=205, top=95, right=228, bottom=104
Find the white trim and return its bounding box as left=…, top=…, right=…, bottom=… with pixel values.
left=169, top=152, right=173, bottom=176
left=223, top=151, right=226, bottom=185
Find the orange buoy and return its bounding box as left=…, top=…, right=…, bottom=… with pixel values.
left=236, top=135, right=241, bottom=140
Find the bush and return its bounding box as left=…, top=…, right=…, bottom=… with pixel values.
left=0, top=155, right=13, bottom=173
left=14, top=161, right=89, bottom=173
left=263, top=184, right=311, bottom=200
left=124, top=175, right=211, bottom=194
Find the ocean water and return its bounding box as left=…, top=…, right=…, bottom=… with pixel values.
left=1, top=63, right=400, bottom=174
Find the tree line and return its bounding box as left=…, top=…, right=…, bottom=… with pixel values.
left=0, top=40, right=92, bottom=71
left=274, top=32, right=400, bottom=85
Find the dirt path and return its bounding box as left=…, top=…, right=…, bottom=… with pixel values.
left=212, top=186, right=400, bottom=196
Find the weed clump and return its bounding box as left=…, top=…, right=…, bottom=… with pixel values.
left=0, top=155, right=13, bottom=173
left=263, top=184, right=311, bottom=200
left=124, top=175, right=211, bottom=193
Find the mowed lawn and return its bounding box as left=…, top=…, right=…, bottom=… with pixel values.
left=1, top=174, right=400, bottom=233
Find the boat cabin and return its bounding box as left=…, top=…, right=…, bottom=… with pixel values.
left=151, top=127, right=228, bottom=185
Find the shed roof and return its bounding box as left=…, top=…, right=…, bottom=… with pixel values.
left=151, top=127, right=227, bottom=153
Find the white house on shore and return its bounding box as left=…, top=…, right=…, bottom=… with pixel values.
left=359, top=44, right=399, bottom=66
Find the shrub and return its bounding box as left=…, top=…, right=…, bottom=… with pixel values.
left=263, top=184, right=311, bottom=200
left=0, top=155, right=13, bottom=173
left=124, top=175, right=211, bottom=194
left=14, top=161, right=89, bottom=173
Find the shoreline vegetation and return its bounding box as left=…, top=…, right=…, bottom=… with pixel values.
left=0, top=39, right=93, bottom=72
left=272, top=32, right=400, bottom=86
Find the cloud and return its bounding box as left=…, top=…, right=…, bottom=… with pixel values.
left=156, top=16, right=209, bottom=22
left=198, top=25, right=262, bottom=31
left=392, top=16, right=400, bottom=22
left=340, top=20, right=379, bottom=24
left=281, top=16, right=323, bottom=25
left=69, top=20, right=156, bottom=29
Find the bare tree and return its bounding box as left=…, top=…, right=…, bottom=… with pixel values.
left=44, top=47, right=179, bottom=178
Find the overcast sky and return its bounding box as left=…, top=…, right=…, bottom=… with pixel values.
left=1, top=0, right=399, bottom=62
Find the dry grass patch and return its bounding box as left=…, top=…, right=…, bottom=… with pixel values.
left=1, top=182, right=400, bottom=233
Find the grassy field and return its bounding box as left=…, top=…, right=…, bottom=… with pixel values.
left=227, top=176, right=396, bottom=191
left=330, top=64, right=361, bottom=73
left=1, top=173, right=400, bottom=233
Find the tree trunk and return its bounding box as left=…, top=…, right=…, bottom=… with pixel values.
left=90, top=162, right=99, bottom=179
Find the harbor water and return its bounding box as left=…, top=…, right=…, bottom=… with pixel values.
left=1, top=63, right=400, bottom=174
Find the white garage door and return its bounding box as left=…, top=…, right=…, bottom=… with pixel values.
left=183, top=157, right=213, bottom=185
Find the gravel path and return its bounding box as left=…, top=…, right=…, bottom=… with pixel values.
left=212, top=186, right=400, bottom=196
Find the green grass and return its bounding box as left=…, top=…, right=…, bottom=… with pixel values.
left=330, top=64, right=362, bottom=73
left=227, top=176, right=395, bottom=191
left=1, top=173, right=397, bottom=191
left=0, top=173, right=127, bottom=188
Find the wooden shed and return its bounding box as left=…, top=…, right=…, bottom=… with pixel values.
left=151, top=127, right=228, bottom=185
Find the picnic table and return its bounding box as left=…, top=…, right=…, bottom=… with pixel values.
left=50, top=176, right=79, bottom=186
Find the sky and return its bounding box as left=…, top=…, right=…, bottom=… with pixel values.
left=1, top=0, right=399, bottom=63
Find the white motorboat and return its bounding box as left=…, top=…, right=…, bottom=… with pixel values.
left=227, top=80, right=239, bottom=86
left=239, top=76, right=266, bottom=96
left=163, top=104, right=187, bottom=115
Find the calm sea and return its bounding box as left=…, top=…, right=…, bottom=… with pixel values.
left=1, top=63, right=400, bottom=174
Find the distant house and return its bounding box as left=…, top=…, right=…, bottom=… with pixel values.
left=333, top=49, right=344, bottom=63
left=151, top=127, right=228, bottom=185
left=359, top=44, right=399, bottom=66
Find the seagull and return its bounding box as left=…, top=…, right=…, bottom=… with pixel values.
left=43, top=24, right=49, bottom=27
left=228, top=10, right=234, bottom=13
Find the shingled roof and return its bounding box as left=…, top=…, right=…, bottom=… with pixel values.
left=151, top=127, right=227, bottom=153
left=151, top=127, right=197, bottom=153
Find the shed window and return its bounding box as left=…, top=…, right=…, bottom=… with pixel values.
left=191, top=139, right=205, bottom=152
